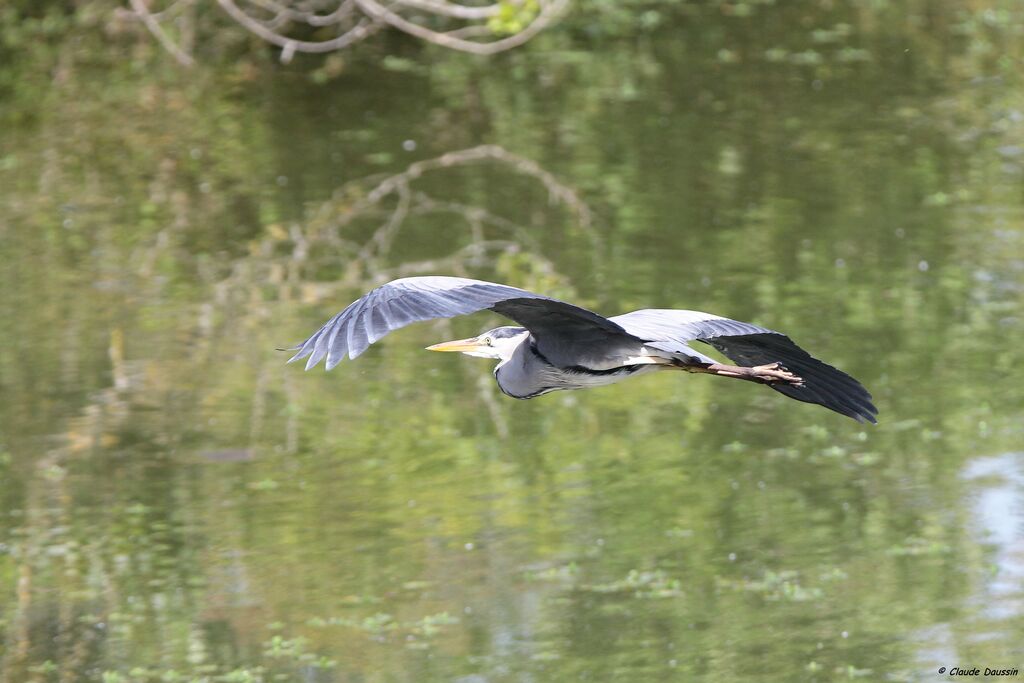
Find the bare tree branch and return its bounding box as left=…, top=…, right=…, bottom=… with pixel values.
left=129, top=0, right=195, bottom=66
left=391, top=0, right=500, bottom=20
left=130, top=0, right=570, bottom=62
left=354, top=0, right=570, bottom=56
left=217, top=0, right=380, bottom=60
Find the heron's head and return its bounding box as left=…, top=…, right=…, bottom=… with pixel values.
left=425, top=326, right=526, bottom=361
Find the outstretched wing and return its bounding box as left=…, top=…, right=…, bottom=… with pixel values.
left=287, top=276, right=638, bottom=370
left=610, top=309, right=773, bottom=355
left=612, top=309, right=878, bottom=424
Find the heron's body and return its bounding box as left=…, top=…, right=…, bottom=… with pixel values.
left=286, top=276, right=877, bottom=423
left=491, top=330, right=663, bottom=398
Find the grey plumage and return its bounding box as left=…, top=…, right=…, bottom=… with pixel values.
left=287, top=276, right=635, bottom=370
left=286, top=276, right=877, bottom=423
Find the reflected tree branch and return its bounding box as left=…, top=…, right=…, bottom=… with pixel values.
left=288, top=144, right=600, bottom=293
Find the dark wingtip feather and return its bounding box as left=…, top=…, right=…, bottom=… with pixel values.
left=771, top=373, right=878, bottom=424
left=706, top=333, right=878, bottom=424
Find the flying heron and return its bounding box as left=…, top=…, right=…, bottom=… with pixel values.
left=286, top=276, right=877, bottom=423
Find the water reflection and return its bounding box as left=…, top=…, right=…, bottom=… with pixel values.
left=913, top=453, right=1024, bottom=680
left=963, top=454, right=1024, bottom=624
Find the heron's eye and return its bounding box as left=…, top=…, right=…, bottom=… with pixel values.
left=482, top=336, right=493, bottom=346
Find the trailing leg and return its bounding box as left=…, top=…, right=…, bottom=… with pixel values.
left=676, top=360, right=804, bottom=387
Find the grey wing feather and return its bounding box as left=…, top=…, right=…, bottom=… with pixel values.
left=611, top=309, right=772, bottom=355
left=612, top=309, right=877, bottom=424
left=287, top=276, right=637, bottom=370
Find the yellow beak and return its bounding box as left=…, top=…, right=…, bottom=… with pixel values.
left=425, top=336, right=484, bottom=353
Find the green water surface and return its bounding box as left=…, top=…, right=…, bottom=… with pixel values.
left=1, top=3, right=1023, bottom=681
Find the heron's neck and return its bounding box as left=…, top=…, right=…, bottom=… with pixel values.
left=492, top=332, right=531, bottom=371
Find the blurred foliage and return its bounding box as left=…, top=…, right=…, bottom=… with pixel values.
left=1, top=0, right=1024, bottom=681
left=489, top=0, right=542, bottom=36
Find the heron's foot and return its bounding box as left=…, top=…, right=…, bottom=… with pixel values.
left=749, top=362, right=804, bottom=387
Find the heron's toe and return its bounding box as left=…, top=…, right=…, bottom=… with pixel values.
left=752, top=363, right=804, bottom=386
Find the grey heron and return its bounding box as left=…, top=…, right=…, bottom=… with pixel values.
left=286, top=276, right=877, bottom=423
